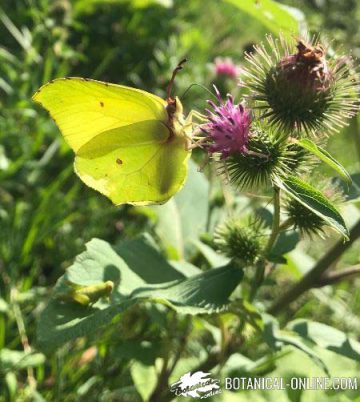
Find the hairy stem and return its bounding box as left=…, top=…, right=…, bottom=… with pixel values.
left=268, top=219, right=360, bottom=315
left=250, top=187, right=281, bottom=300
left=264, top=187, right=281, bottom=256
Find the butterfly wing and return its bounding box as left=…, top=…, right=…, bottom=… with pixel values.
left=75, top=120, right=190, bottom=205
left=33, top=78, right=190, bottom=205
left=33, top=78, right=167, bottom=152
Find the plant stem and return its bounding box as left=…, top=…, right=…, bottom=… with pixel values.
left=349, top=115, right=360, bottom=163
left=264, top=187, right=281, bottom=256
left=315, top=264, right=360, bottom=287
left=10, top=288, right=36, bottom=391
left=249, top=187, right=281, bottom=300
left=278, top=218, right=292, bottom=232
left=268, top=218, right=360, bottom=315
left=149, top=317, right=191, bottom=402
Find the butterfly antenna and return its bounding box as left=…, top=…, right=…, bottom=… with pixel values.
left=167, top=58, right=188, bottom=101
left=181, top=83, right=217, bottom=101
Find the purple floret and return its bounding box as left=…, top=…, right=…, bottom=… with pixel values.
left=201, top=87, right=251, bottom=159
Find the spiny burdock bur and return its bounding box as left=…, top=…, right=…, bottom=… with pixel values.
left=284, top=179, right=344, bottom=237
left=242, top=35, right=360, bottom=135
left=214, top=219, right=265, bottom=267
left=219, top=125, right=315, bottom=190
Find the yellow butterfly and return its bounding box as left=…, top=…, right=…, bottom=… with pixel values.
left=33, top=60, right=193, bottom=205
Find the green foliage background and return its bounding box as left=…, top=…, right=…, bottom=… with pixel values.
left=0, top=0, right=360, bottom=401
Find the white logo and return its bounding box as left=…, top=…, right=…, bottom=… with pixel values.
left=170, top=371, right=221, bottom=399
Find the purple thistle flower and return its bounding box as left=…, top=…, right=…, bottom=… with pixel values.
left=201, top=87, right=251, bottom=159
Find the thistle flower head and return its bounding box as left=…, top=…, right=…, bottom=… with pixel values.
left=242, top=35, right=360, bottom=135
left=213, top=57, right=241, bottom=79
left=201, top=87, right=251, bottom=159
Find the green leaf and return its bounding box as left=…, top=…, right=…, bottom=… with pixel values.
left=296, top=139, right=351, bottom=184
left=191, top=239, right=229, bottom=268
left=149, top=160, right=209, bottom=259
left=275, top=175, right=349, bottom=239
left=77, top=376, right=102, bottom=397
left=130, top=262, right=243, bottom=314
left=114, top=340, right=161, bottom=366
left=65, top=233, right=186, bottom=293
left=75, top=0, right=172, bottom=16
left=262, top=315, right=329, bottom=376
left=268, top=230, right=300, bottom=264
left=288, top=319, right=360, bottom=362
left=0, top=349, right=45, bottom=373
left=225, top=0, right=302, bottom=36
left=223, top=351, right=290, bottom=378
left=5, top=372, right=17, bottom=402
left=0, top=298, right=9, bottom=313
left=130, top=361, right=157, bottom=401
left=37, top=235, right=243, bottom=352
left=168, top=260, right=202, bottom=277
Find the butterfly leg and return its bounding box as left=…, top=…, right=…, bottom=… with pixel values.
left=186, top=110, right=208, bottom=123
left=183, top=110, right=208, bottom=144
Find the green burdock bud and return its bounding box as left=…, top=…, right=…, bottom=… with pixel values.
left=243, top=35, right=360, bottom=135
left=215, top=219, right=264, bottom=267
left=219, top=124, right=315, bottom=190
left=284, top=180, right=344, bottom=237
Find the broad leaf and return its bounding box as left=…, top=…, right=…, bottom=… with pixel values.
left=225, top=0, right=303, bottom=36
left=114, top=340, right=161, bottom=365
left=130, top=262, right=243, bottom=314
left=262, top=315, right=329, bottom=376
left=130, top=362, right=157, bottom=401
left=268, top=230, right=300, bottom=264
left=223, top=351, right=290, bottom=378
left=275, top=176, right=349, bottom=239
left=296, top=139, right=351, bottom=184
left=65, top=234, right=186, bottom=297
left=149, top=160, right=209, bottom=259
left=289, top=319, right=360, bottom=362
left=37, top=235, right=243, bottom=352
left=191, top=239, right=229, bottom=268
left=168, top=260, right=202, bottom=277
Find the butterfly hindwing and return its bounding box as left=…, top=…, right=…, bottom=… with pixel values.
left=33, top=77, right=190, bottom=205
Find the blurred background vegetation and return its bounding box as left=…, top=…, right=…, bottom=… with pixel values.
left=0, top=0, right=360, bottom=401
